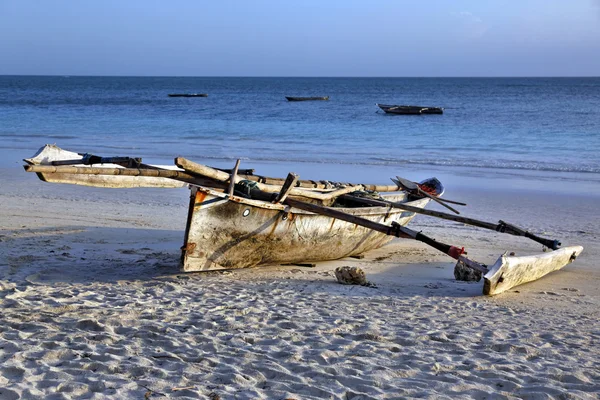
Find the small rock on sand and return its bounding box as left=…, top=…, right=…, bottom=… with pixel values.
left=334, top=266, right=375, bottom=287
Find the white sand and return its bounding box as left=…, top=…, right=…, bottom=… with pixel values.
left=1, top=170, right=599, bottom=399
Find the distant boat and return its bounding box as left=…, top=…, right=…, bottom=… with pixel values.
left=168, top=93, right=208, bottom=98
left=377, top=103, right=444, bottom=115
left=285, top=96, right=329, bottom=101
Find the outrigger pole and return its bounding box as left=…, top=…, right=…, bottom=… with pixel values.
left=342, top=195, right=561, bottom=250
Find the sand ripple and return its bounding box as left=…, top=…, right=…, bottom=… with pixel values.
left=1, top=273, right=599, bottom=399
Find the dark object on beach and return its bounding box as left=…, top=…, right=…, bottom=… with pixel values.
left=335, top=266, right=369, bottom=285
left=282, top=262, right=317, bottom=268
left=377, top=103, right=444, bottom=115
left=286, top=96, right=329, bottom=101
left=454, top=259, right=482, bottom=282
left=168, top=93, right=208, bottom=98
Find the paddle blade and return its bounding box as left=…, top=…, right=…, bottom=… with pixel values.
left=392, top=176, right=419, bottom=191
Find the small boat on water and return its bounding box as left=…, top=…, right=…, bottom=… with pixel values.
left=286, top=96, right=329, bottom=101
left=168, top=93, right=208, bottom=98
left=377, top=103, right=444, bottom=115
left=23, top=145, right=583, bottom=295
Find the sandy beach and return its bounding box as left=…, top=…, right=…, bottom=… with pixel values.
left=1, top=168, right=600, bottom=399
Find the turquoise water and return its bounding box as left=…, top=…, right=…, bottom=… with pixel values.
left=1, top=76, right=599, bottom=190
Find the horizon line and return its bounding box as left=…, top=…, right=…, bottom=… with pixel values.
left=1, top=74, right=599, bottom=79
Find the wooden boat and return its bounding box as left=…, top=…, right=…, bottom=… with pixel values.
left=23, top=145, right=584, bottom=295
left=377, top=103, right=444, bottom=115
left=168, top=93, right=208, bottom=97
left=286, top=96, right=329, bottom=101
left=181, top=181, right=435, bottom=271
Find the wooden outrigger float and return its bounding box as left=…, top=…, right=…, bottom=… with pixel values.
left=23, top=145, right=584, bottom=295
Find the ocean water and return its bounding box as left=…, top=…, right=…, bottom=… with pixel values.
left=1, top=76, right=599, bottom=192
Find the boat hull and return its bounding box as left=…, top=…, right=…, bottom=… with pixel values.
left=286, top=96, right=329, bottom=101
left=377, top=103, right=444, bottom=115
left=181, top=186, right=430, bottom=271
left=168, top=93, right=208, bottom=97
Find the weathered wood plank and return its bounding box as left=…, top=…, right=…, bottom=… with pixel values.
left=228, top=159, right=241, bottom=197
left=273, top=173, right=299, bottom=204
left=483, top=246, right=584, bottom=295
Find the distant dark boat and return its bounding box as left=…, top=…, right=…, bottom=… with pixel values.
left=286, top=96, right=329, bottom=101
left=377, top=103, right=443, bottom=115
left=168, top=93, right=208, bottom=98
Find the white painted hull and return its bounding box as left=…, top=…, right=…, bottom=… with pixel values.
left=182, top=186, right=430, bottom=271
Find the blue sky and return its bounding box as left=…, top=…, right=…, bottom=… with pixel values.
left=0, top=0, right=599, bottom=76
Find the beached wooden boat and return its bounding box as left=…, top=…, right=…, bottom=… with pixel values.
left=377, top=103, right=444, bottom=115
left=23, top=145, right=584, bottom=295
left=168, top=93, right=208, bottom=97
left=181, top=183, right=433, bottom=271
left=286, top=96, right=329, bottom=101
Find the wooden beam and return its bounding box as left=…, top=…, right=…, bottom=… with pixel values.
left=273, top=173, right=299, bottom=204
left=228, top=159, right=241, bottom=197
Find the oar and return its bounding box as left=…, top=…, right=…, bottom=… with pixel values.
left=393, top=176, right=467, bottom=205
left=341, top=194, right=561, bottom=250
left=392, top=176, right=465, bottom=214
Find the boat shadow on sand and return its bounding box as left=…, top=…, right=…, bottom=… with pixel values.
left=1, top=225, right=484, bottom=298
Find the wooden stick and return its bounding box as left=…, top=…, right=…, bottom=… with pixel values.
left=218, top=167, right=255, bottom=175
left=427, top=196, right=467, bottom=206
left=273, top=173, right=299, bottom=203
left=228, top=159, right=240, bottom=197
left=419, top=189, right=460, bottom=214
left=175, top=157, right=231, bottom=182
